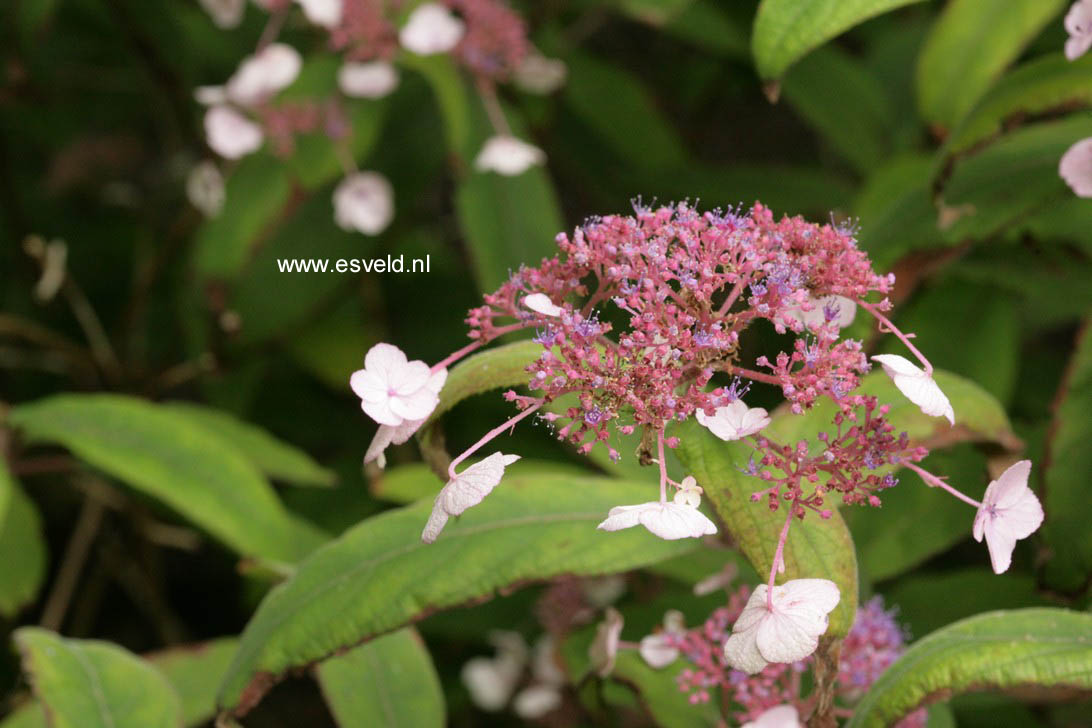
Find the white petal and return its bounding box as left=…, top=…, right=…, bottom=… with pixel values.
left=186, top=161, right=225, bottom=218
left=522, top=293, right=563, bottom=317
left=204, top=106, right=264, bottom=159
left=194, top=85, right=228, bottom=105
left=638, top=634, right=679, bottom=668
left=296, top=0, right=342, bottom=28
left=777, top=578, right=841, bottom=615
left=338, top=60, right=399, bottom=99
left=474, top=135, right=546, bottom=176
left=755, top=607, right=823, bottom=664
left=226, top=43, right=302, bottom=106
left=588, top=607, right=623, bottom=677
left=871, top=353, right=923, bottom=378
left=333, top=172, right=395, bottom=235
left=1059, top=138, right=1092, bottom=198
left=723, top=626, right=768, bottom=674
left=364, top=342, right=409, bottom=376
left=461, top=658, right=515, bottom=711
left=437, top=452, right=520, bottom=516
left=513, top=53, right=567, bottom=94
left=512, top=685, right=562, bottom=719
left=421, top=507, right=448, bottom=544
left=531, top=635, right=565, bottom=686
left=742, top=704, right=803, bottom=728
left=872, top=354, right=954, bottom=425
left=599, top=502, right=716, bottom=540
left=399, top=3, right=465, bottom=55
left=199, top=0, right=245, bottom=29
left=983, top=518, right=1018, bottom=574
left=698, top=400, right=770, bottom=440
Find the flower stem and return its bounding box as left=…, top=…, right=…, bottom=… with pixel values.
left=767, top=509, right=793, bottom=610
left=657, top=430, right=668, bottom=503
left=905, top=462, right=981, bottom=508
left=447, top=401, right=543, bottom=480
left=859, top=301, right=933, bottom=375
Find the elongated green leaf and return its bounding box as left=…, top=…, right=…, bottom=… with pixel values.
left=8, top=394, right=324, bottom=563
left=564, top=52, right=688, bottom=170
left=14, top=628, right=183, bottom=728
left=0, top=466, right=47, bottom=618
left=193, top=154, right=292, bottom=278
left=673, top=420, right=858, bottom=637
left=752, top=0, right=925, bottom=81
left=607, top=0, right=694, bottom=26
left=781, top=46, right=893, bottom=174
left=424, top=340, right=541, bottom=427
left=659, top=0, right=749, bottom=59
left=317, top=628, right=444, bottom=728
left=215, top=473, right=698, bottom=717
left=854, top=154, right=942, bottom=269
left=1041, top=319, right=1092, bottom=591
left=404, top=54, right=472, bottom=158
left=941, top=53, right=1092, bottom=160
left=611, top=652, right=720, bottom=728
left=916, top=0, right=1066, bottom=130
left=164, top=402, right=335, bottom=487
left=847, top=609, right=1092, bottom=727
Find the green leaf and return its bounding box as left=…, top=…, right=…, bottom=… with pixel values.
left=404, top=53, right=472, bottom=158
left=164, top=402, right=335, bottom=487
left=854, top=154, right=942, bottom=270
left=192, top=154, right=292, bottom=278
left=215, top=473, right=698, bottom=717
left=423, top=340, right=542, bottom=428
left=606, top=0, right=695, bottom=27
left=1041, top=318, right=1092, bottom=591
left=781, top=46, right=894, bottom=174
left=752, top=0, right=926, bottom=81
left=8, top=394, right=324, bottom=563
left=564, top=52, right=688, bottom=170
left=13, top=628, right=183, bottom=728
left=941, top=53, right=1092, bottom=161
left=0, top=465, right=47, bottom=618
left=610, top=652, right=720, bottom=728
left=149, top=638, right=240, bottom=727
left=287, top=293, right=382, bottom=391
left=916, top=0, right=1066, bottom=130
left=659, top=1, right=750, bottom=60
left=847, top=609, right=1092, bottom=727
left=673, top=420, right=858, bottom=638
left=316, top=628, right=445, bottom=728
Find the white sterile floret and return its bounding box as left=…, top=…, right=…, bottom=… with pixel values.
left=199, top=0, right=245, bottom=28
left=474, top=135, right=546, bottom=176
left=461, top=630, right=527, bottom=711
left=696, top=400, right=771, bottom=441
left=399, top=3, right=466, bottom=55
left=225, top=43, right=302, bottom=106
left=1065, top=0, right=1092, bottom=61
left=194, top=85, right=228, bottom=105
left=512, top=685, right=561, bottom=719
left=513, top=52, right=567, bottom=94
left=1059, top=137, right=1092, bottom=198
left=296, top=0, right=342, bottom=28
left=742, top=704, right=804, bottom=728
left=333, top=172, right=394, bottom=235
left=871, top=354, right=954, bottom=425
left=364, top=368, right=447, bottom=468
left=672, top=476, right=703, bottom=508
left=597, top=501, right=717, bottom=541
left=522, top=293, right=563, bottom=317
left=638, top=610, right=685, bottom=668
left=723, top=578, right=840, bottom=674
left=350, top=343, right=436, bottom=426
left=588, top=607, right=623, bottom=676
left=785, top=293, right=856, bottom=330
left=204, top=106, right=264, bottom=159
left=186, top=161, right=225, bottom=218
left=421, top=452, right=521, bottom=543
left=338, top=60, right=399, bottom=99
left=973, top=460, right=1043, bottom=574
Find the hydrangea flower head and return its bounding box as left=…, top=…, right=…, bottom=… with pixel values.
left=333, top=172, right=395, bottom=235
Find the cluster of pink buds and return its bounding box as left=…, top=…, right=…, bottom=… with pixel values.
left=189, top=0, right=565, bottom=233
left=659, top=589, right=926, bottom=727
left=350, top=199, right=1044, bottom=671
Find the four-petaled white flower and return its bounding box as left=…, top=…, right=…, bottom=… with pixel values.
left=204, top=106, right=264, bottom=159
left=399, top=3, right=466, bottom=55
left=364, top=368, right=447, bottom=469
left=723, top=578, right=841, bottom=674
left=350, top=343, right=437, bottom=426
left=639, top=609, right=685, bottom=668
left=296, top=0, right=342, bottom=28
left=474, top=135, right=546, bottom=176
left=785, top=293, right=856, bottom=330
left=199, top=0, right=245, bottom=28
left=338, top=60, right=399, bottom=99
left=225, top=43, right=302, bottom=106
left=742, top=704, right=803, bottom=728
left=186, top=161, right=225, bottom=218
left=1059, top=137, right=1092, bottom=198
left=598, top=500, right=717, bottom=540
left=871, top=354, right=954, bottom=425
left=696, top=400, right=771, bottom=441
left=422, top=452, right=521, bottom=543
left=973, top=460, right=1043, bottom=574
left=513, top=53, right=568, bottom=94
left=588, top=607, right=624, bottom=676
left=522, top=293, right=563, bottom=317
left=333, top=172, right=395, bottom=235
left=1065, top=0, right=1092, bottom=61
left=673, top=476, right=703, bottom=508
